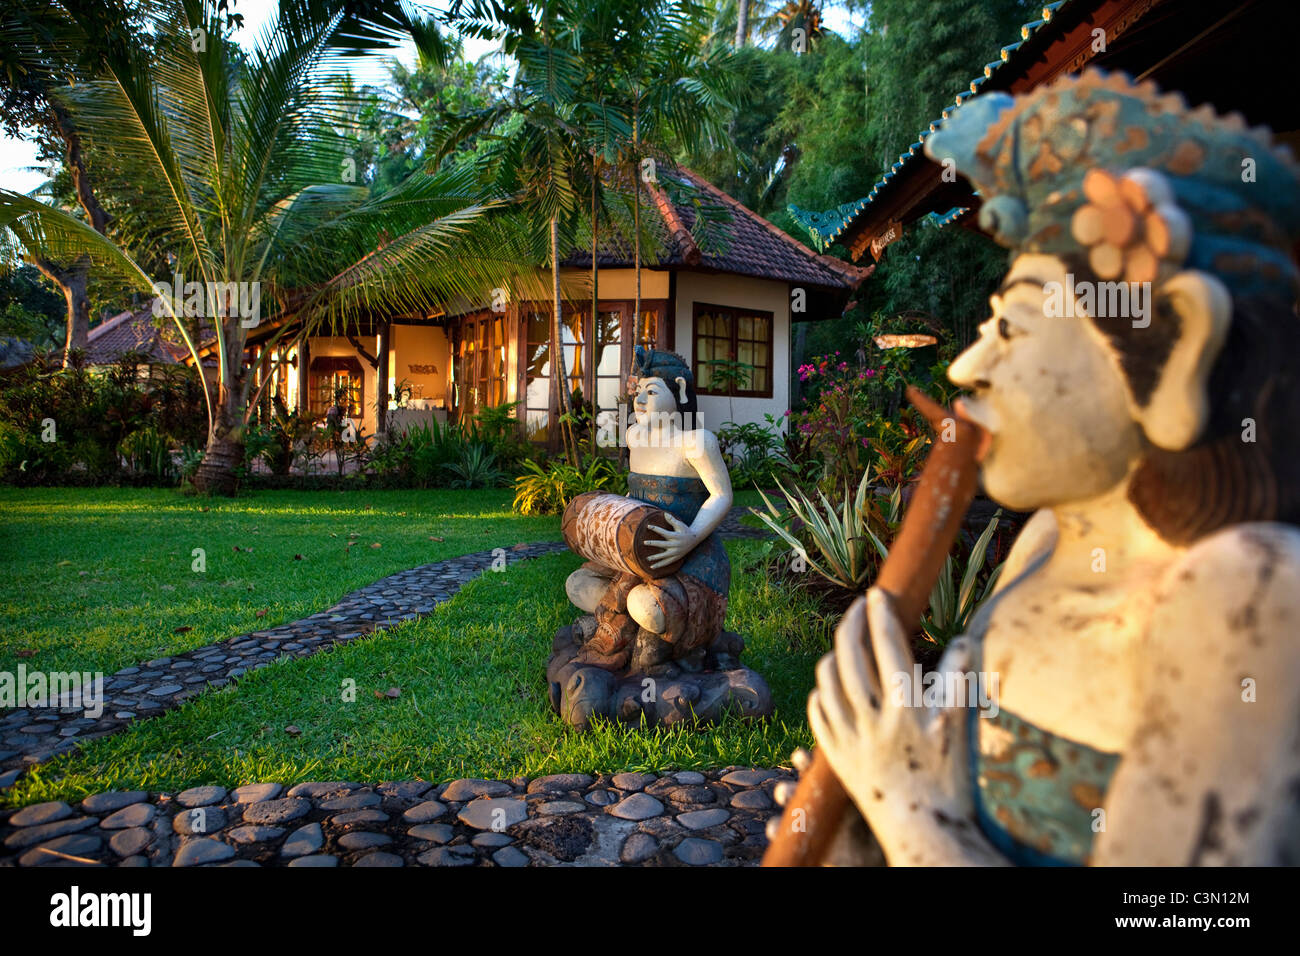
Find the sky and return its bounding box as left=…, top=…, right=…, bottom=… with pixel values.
left=0, top=0, right=864, bottom=196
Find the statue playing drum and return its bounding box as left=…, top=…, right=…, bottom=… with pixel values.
left=547, top=347, right=774, bottom=728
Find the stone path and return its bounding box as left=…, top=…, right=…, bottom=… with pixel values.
left=1, top=508, right=773, bottom=785
left=0, top=542, right=568, bottom=781
left=1, top=507, right=784, bottom=867
left=0, top=769, right=791, bottom=867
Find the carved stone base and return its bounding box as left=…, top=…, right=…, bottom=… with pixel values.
left=546, top=615, right=775, bottom=729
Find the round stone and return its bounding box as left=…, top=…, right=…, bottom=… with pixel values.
left=281, top=822, right=324, bottom=857
left=407, top=823, right=454, bottom=844
left=353, top=851, right=403, bottom=867
left=492, top=846, right=529, bottom=867
left=173, top=837, right=236, bottom=867
left=609, top=793, right=664, bottom=821
left=729, top=788, right=773, bottom=810
left=287, top=854, right=337, bottom=867
left=9, top=800, right=72, bottom=827
left=674, top=771, right=706, bottom=785
left=332, top=809, right=388, bottom=825
left=228, top=825, right=284, bottom=844
left=173, top=806, right=226, bottom=835
left=402, top=800, right=447, bottom=823
left=376, top=780, right=432, bottom=801
left=536, top=800, right=586, bottom=816
left=242, top=797, right=310, bottom=825
left=176, top=785, right=227, bottom=808
left=611, top=772, right=656, bottom=791
left=677, top=808, right=730, bottom=830
left=18, top=832, right=103, bottom=867
left=667, top=785, right=716, bottom=806
left=457, top=797, right=527, bottom=831
left=471, top=831, right=514, bottom=848
left=337, top=831, right=391, bottom=850
left=721, top=769, right=779, bottom=787
left=231, top=782, right=282, bottom=804
left=109, top=827, right=153, bottom=857
left=417, top=846, right=477, bottom=867
left=99, top=803, right=156, bottom=830
left=673, top=837, right=723, bottom=865
left=81, top=791, right=149, bottom=814
left=286, top=781, right=358, bottom=799
left=620, top=832, right=659, bottom=864
left=440, top=778, right=511, bottom=802
left=526, top=773, right=594, bottom=794
left=585, top=789, right=617, bottom=807
left=317, top=791, right=380, bottom=811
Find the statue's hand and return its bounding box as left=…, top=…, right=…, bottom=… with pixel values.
left=804, top=590, right=975, bottom=857
left=644, top=513, right=699, bottom=569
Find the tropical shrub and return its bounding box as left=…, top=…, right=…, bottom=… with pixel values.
left=751, top=469, right=903, bottom=591
left=512, top=456, right=626, bottom=516
left=921, top=512, right=1006, bottom=646
left=441, top=443, right=505, bottom=489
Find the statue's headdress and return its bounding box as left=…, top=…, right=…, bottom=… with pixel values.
left=629, top=346, right=696, bottom=413
left=924, top=69, right=1300, bottom=301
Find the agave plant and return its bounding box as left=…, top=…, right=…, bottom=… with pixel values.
left=752, top=470, right=902, bottom=590
left=921, top=511, right=1006, bottom=646
left=0, top=0, right=537, bottom=495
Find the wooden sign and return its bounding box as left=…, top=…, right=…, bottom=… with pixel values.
left=407, top=363, right=437, bottom=375
left=869, top=220, right=903, bottom=261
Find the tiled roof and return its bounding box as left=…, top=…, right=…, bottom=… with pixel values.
left=85, top=307, right=187, bottom=366
left=787, top=0, right=1075, bottom=249
left=563, top=166, right=871, bottom=291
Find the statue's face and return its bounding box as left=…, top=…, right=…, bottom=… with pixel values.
left=948, top=253, right=1145, bottom=511
left=631, top=375, right=677, bottom=426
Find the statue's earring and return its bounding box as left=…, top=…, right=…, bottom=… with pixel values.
left=674, top=376, right=689, bottom=405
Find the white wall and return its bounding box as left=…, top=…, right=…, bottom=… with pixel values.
left=673, top=272, right=790, bottom=431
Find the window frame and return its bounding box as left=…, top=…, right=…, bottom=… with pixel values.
left=691, top=301, right=775, bottom=399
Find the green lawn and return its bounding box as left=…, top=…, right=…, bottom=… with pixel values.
left=1, top=487, right=823, bottom=807
left=0, top=487, right=563, bottom=676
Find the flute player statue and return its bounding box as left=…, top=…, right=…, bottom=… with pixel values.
left=773, top=69, right=1300, bottom=865
left=547, top=346, right=774, bottom=729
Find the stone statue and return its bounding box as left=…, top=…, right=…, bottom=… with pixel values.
left=774, top=70, right=1300, bottom=865
left=547, top=346, right=774, bottom=728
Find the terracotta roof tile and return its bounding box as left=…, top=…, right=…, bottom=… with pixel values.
left=86, top=308, right=187, bottom=365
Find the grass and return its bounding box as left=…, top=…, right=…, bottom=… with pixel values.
left=0, top=487, right=832, bottom=807
left=0, top=487, right=560, bottom=676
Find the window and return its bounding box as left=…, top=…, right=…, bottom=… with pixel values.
left=692, top=303, right=773, bottom=397
left=455, top=314, right=507, bottom=417
left=309, top=356, right=364, bottom=418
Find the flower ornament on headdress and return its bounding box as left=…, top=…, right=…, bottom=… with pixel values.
left=925, top=69, right=1300, bottom=303
left=1071, top=167, right=1193, bottom=285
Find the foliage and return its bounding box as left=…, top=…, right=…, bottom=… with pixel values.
left=921, top=511, right=1005, bottom=646
left=441, top=442, right=506, bottom=489
left=751, top=468, right=902, bottom=591
left=243, top=399, right=313, bottom=477
left=512, top=455, right=626, bottom=515
left=0, top=0, right=541, bottom=494
left=0, top=349, right=205, bottom=485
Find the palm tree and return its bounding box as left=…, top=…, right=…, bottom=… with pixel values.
left=569, top=0, right=747, bottom=345
left=0, top=0, right=535, bottom=494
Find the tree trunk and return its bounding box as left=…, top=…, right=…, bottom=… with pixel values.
left=376, top=321, right=390, bottom=436
left=193, top=325, right=249, bottom=495
left=632, top=106, right=643, bottom=348
left=193, top=388, right=244, bottom=496
left=736, top=0, right=749, bottom=48
left=550, top=215, right=575, bottom=463
left=32, top=256, right=92, bottom=366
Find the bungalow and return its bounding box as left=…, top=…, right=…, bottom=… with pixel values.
left=190, top=166, right=871, bottom=444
